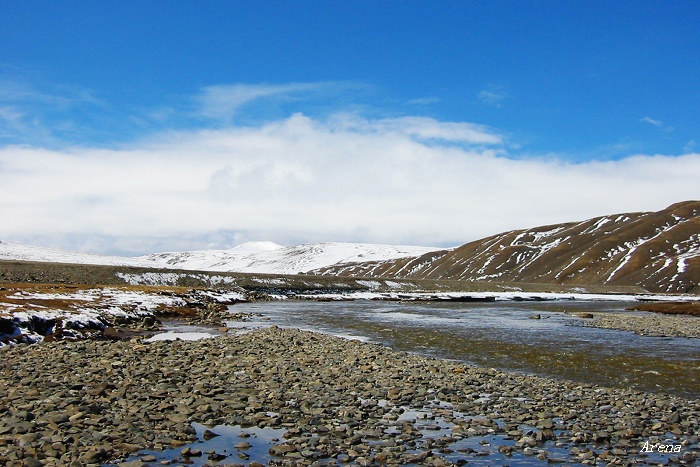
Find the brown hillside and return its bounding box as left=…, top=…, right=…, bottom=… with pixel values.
left=313, top=201, right=700, bottom=293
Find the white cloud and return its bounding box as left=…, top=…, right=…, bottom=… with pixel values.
left=641, top=116, right=663, bottom=127
left=0, top=78, right=105, bottom=146
left=328, top=114, right=502, bottom=145
left=0, top=106, right=24, bottom=122
left=477, top=89, right=507, bottom=106
left=641, top=116, right=674, bottom=132
left=0, top=106, right=25, bottom=136
left=0, top=79, right=101, bottom=110
left=406, top=97, right=440, bottom=106
left=1, top=112, right=699, bottom=255
left=195, top=82, right=345, bottom=120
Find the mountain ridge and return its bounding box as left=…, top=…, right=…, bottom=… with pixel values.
left=2, top=201, right=699, bottom=293
left=311, top=201, right=700, bottom=293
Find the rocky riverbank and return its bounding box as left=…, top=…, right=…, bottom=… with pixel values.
left=0, top=284, right=249, bottom=346
left=0, top=327, right=698, bottom=466
left=575, top=311, right=700, bottom=338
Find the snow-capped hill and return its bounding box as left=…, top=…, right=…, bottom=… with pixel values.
left=313, top=201, right=700, bottom=293
left=0, top=239, right=152, bottom=268
left=137, top=242, right=441, bottom=275
left=254, top=242, right=442, bottom=275
left=228, top=241, right=285, bottom=253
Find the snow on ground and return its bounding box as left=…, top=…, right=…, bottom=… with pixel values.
left=2, top=308, right=105, bottom=344
left=4, top=287, right=187, bottom=311
left=0, top=286, right=244, bottom=346
left=291, top=290, right=700, bottom=302
left=146, top=331, right=218, bottom=342
left=114, top=272, right=241, bottom=289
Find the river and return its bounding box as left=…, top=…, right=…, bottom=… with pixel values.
left=127, top=298, right=700, bottom=466
left=221, top=299, right=700, bottom=399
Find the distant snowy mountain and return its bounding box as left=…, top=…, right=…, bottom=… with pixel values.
left=226, top=241, right=285, bottom=253
left=0, top=239, right=441, bottom=275
left=0, top=240, right=153, bottom=268
left=136, top=242, right=442, bottom=275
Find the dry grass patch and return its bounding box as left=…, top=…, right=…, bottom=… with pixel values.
left=627, top=301, right=700, bottom=316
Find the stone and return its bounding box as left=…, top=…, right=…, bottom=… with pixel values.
left=21, top=458, right=43, bottom=467
left=538, top=418, right=554, bottom=429
left=181, top=447, right=202, bottom=457
left=80, top=448, right=108, bottom=463
left=207, top=452, right=227, bottom=461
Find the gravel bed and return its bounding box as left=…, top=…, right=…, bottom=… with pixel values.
left=577, top=312, right=700, bottom=338
left=0, top=327, right=698, bottom=466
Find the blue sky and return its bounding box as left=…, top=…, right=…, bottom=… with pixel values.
left=1, top=1, right=699, bottom=255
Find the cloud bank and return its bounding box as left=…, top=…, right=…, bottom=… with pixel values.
left=1, top=111, right=699, bottom=255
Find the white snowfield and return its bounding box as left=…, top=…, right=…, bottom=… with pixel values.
left=0, top=240, right=155, bottom=268
left=0, top=239, right=442, bottom=275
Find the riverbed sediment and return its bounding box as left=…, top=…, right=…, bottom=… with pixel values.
left=0, top=326, right=698, bottom=466
left=575, top=311, right=700, bottom=338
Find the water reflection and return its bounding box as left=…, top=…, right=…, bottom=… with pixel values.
left=119, top=423, right=286, bottom=466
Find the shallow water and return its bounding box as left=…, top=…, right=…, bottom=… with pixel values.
left=228, top=300, right=700, bottom=399
left=119, top=400, right=685, bottom=467
left=118, top=423, right=286, bottom=466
